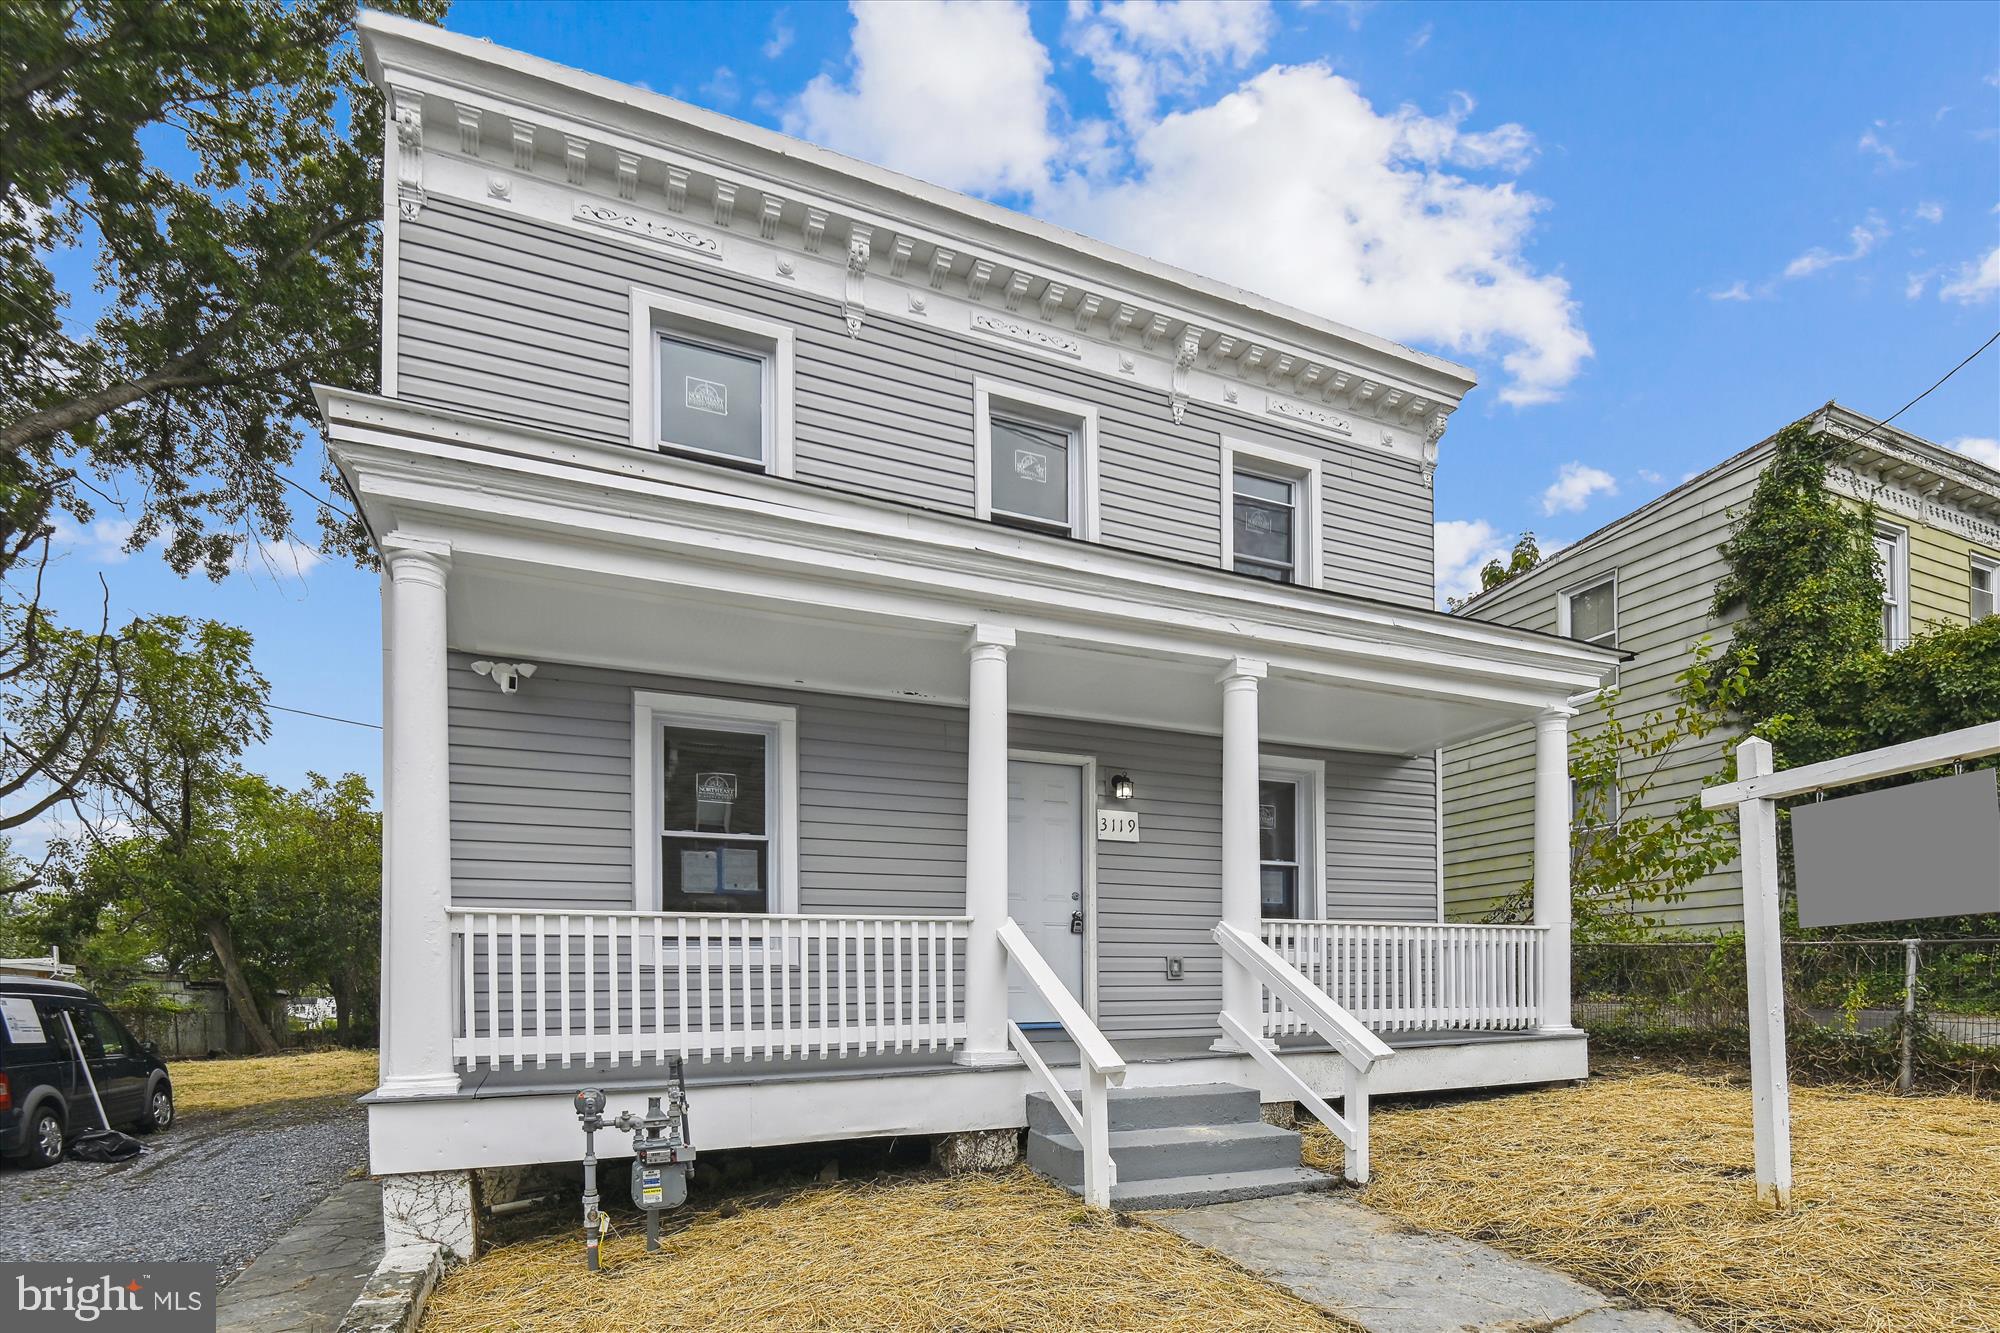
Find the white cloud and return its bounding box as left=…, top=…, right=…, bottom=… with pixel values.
left=1539, top=461, right=1618, bottom=515
left=1905, top=270, right=1934, bottom=300
left=1947, top=436, right=2000, bottom=470
left=763, top=13, right=795, bottom=59
left=785, top=1, right=1059, bottom=196
left=49, top=518, right=138, bottom=564
left=1035, top=69, right=1585, bottom=403
left=1068, top=1, right=1276, bottom=128
left=1783, top=215, right=1889, bottom=279
left=1914, top=200, right=1944, bottom=223
left=232, top=537, right=323, bottom=581
left=1637, top=468, right=1664, bottom=485
left=1856, top=125, right=1909, bottom=169
left=1407, top=21, right=1433, bottom=53
left=1938, top=247, right=2000, bottom=304
left=785, top=2, right=1592, bottom=407
left=1707, top=280, right=1759, bottom=302
left=1434, top=518, right=1513, bottom=607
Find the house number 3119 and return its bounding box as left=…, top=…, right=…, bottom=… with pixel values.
left=1097, top=810, right=1140, bottom=842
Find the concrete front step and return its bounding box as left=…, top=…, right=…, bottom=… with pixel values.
left=1028, top=1121, right=1307, bottom=1186
left=1113, top=1165, right=1338, bottom=1211
left=1026, top=1082, right=1260, bottom=1136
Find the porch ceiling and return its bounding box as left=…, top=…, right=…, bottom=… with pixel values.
left=448, top=556, right=1544, bottom=753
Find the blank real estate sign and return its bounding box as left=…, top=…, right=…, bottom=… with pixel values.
left=1792, top=769, right=2000, bottom=927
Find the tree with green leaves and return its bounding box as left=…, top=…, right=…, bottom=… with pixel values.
left=1450, top=531, right=1543, bottom=611
left=59, top=616, right=279, bottom=1048
left=1710, top=417, right=1885, bottom=767
left=2, top=0, right=443, bottom=863
left=2, top=0, right=441, bottom=577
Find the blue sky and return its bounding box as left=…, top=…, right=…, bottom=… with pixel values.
left=24, top=0, right=2000, bottom=836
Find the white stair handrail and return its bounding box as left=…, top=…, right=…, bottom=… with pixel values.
left=1214, top=923, right=1391, bottom=1070
left=1213, top=921, right=1392, bottom=1183
left=999, top=917, right=1126, bottom=1209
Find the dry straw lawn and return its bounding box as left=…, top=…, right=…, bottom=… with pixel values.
left=170, top=1047, right=377, bottom=1115
left=419, top=1168, right=1349, bottom=1333
left=1303, top=1066, right=2000, bottom=1332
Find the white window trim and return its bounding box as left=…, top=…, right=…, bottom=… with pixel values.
left=1875, top=523, right=1910, bottom=650
left=631, top=690, right=799, bottom=913
left=1969, top=554, right=1997, bottom=621
left=1557, top=572, right=1619, bottom=688
left=629, top=285, right=795, bottom=477
left=1222, top=436, right=1323, bottom=589
left=1259, top=754, right=1326, bottom=920
left=972, top=376, right=1100, bottom=540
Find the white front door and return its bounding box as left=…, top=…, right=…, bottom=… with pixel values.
left=1006, top=760, right=1085, bottom=1026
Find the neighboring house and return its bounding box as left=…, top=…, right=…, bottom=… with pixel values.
left=1444, top=404, right=2000, bottom=933
left=334, top=14, right=1616, bottom=1247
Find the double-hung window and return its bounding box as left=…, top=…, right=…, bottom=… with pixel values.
left=1233, top=472, right=1298, bottom=583
left=973, top=378, right=1098, bottom=539
left=634, top=692, right=798, bottom=914
left=1221, top=438, right=1322, bottom=588
left=1875, top=525, right=1909, bottom=650
left=629, top=287, right=795, bottom=476
left=1971, top=556, right=1996, bottom=622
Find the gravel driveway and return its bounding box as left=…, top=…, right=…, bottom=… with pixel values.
left=0, top=1093, right=368, bottom=1282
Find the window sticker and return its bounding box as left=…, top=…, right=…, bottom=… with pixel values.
left=1013, top=449, right=1049, bottom=484
left=679, top=848, right=719, bottom=888
left=684, top=376, right=729, bottom=416
left=1245, top=508, right=1276, bottom=534
left=0, top=994, right=47, bottom=1044
left=695, top=773, right=739, bottom=801
left=719, top=848, right=763, bottom=894
left=1259, top=802, right=1278, bottom=830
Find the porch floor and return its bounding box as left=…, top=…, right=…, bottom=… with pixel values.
left=449, top=1029, right=1558, bottom=1099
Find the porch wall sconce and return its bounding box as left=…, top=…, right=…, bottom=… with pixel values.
left=1109, top=773, right=1135, bottom=802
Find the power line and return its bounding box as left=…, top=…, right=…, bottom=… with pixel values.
left=269, top=701, right=379, bottom=730
left=1808, top=328, right=2000, bottom=462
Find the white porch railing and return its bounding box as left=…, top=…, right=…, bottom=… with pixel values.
left=1215, top=922, right=1392, bottom=1183
left=448, top=909, right=969, bottom=1070
left=1260, top=920, right=1548, bottom=1036
left=999, top=917, right=1126, bottom=1210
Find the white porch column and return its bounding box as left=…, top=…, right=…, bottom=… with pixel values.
left=956, top=624, right=1018, bottom=1067
left=378, top=536, right=460, bottom=1096
left=1216, top=656, right=1268, bottom=1049
left=1532, top=706, right=1576, bottom=1032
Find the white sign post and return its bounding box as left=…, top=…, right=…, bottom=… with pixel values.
left=1701, top=720, right=2000, bottom=1210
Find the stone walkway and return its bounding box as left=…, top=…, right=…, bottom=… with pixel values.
left=217, top=1177, right=383, bottom=1333
left=1147, top=1191, right=1700, bottom=1333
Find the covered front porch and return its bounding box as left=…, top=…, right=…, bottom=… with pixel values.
left=330, top=389, right=1614, bottom=1212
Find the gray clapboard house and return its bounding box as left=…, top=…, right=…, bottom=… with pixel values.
left=334, top=13, right=1616, bottom=1249
left=1444, top=405, right=2000, bottom=933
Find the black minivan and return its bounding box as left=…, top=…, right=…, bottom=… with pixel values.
left=0, top=977, right=174, bottom=1167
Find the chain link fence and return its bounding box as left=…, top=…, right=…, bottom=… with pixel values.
left=1574, top=938, right=2000, bottom=1093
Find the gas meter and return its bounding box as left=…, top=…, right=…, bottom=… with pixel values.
left=571, top=1058, right=695, bottom=1270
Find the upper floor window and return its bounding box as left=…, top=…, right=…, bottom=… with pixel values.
left=1221, top=437, right=1322, bottom=588
left=1875, top=525, right=1909, bottom=650
left=973, top=377, right=1099, bottom=539
left=1971, top=556, right=1996, bottom=622
left=629, top=286, right=795, bottom=476
left=1560, top=576, right=1617, bottom=649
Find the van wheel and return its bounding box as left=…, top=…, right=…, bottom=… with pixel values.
left=134, top=1084, right=173, bottom=1134
left=21, top=1106, right=65, bottom=1168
